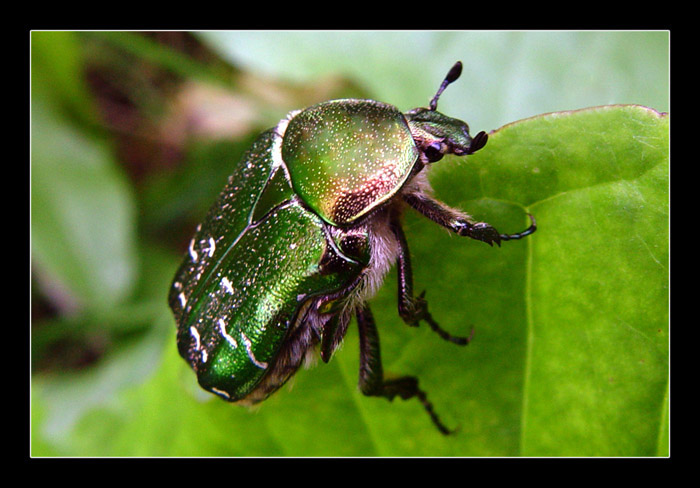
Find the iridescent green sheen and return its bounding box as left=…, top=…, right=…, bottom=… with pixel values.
left=405, top=108, right=474, bottom=153
left=252, top=161, right=295, bottom=223
left=282, top=99, right=419, bottom=226
left=169, top=130, right=362, bottom=401
left=168, top=62, right=530, bottom=433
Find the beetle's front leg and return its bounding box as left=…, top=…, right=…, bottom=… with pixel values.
left=390, top=215, right=472, bottom=345
left=356, top=303, right=454, bottom=435
left=402, top=192, right=536, bottom=246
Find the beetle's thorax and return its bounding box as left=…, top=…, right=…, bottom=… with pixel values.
left=277, top=99, right=419, bottom=227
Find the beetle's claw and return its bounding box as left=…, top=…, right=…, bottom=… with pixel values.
left=403, top=291, right=430, bottom=327
left=463, top=222, right=502, bottom=246
left=499, top=214, right=538, bottom=241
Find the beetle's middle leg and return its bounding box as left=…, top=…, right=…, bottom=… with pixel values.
left=356, top=303, right=454, bottom=435
left=390, top=214, right=472, bottom=345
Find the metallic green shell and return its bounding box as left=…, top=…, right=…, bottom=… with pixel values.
left=281, top=99, right=419, bottom=226
left=169, top=129, right=364, bottom=402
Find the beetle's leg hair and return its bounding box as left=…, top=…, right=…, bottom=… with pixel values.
left=356, top=303, right=454, bottom=435
left=402, top=192, right=536, bottom=246
left=390, top=214, right=472, bottom=345
left=320, top=313, right=344, bottom=363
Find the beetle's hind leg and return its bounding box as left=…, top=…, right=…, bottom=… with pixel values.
left=356, top=304, right=454, bottom=435
left=390, top=214, right=472, bottom=345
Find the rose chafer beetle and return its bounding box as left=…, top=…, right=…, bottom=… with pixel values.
left=169, top=61, right=536, bottom=434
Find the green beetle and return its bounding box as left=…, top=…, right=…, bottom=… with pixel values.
left=169, top=62, right=536, bottom=434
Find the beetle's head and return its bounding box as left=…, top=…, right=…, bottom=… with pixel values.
left=405, top=61, right=488, bottom=163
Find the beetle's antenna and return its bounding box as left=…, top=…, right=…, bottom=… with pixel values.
left=429, top=61, right=463, bottom=111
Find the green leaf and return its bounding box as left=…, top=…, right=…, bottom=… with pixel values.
left=32, top=97, right=138, bottom=310
left=503, top=107, right=669, bottom=456
left=31, top=31, right=668, bottom=457
left=32, top=105, right=668, bottom=457
left=31, top=33, right=138, bottom=311
left=30, top=31, right=98, bottom=125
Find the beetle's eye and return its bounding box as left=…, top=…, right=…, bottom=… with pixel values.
left=424, top=142, right=444, bottom=163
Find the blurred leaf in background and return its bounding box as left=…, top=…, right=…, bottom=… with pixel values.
left=31, top=31, right=669, bottom=457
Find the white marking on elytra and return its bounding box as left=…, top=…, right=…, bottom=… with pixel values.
left=240, top=332, right=268, bottom=369
left=190, top=326, right=207, bottom=363
left=221, top=276, right=235, bottom=295
left=207, top=237, right=216, bottom=257
left=271, top=117, right=294, bottom=184
left=188, top=238, right=198, bottom=261
left=179, top=292, right=187, bottom=307
left=190, top=326, right=201, bottom=350
left=211, top=387, right=231, bottom=399
left=218, top=318, right=238, bottom=349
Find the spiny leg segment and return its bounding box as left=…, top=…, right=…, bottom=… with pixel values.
left=390, top=211, right=473, bottom=345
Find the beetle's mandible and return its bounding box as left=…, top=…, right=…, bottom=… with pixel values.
left=169, top=61, right=536, bottom=434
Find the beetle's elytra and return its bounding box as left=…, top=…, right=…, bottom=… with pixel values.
left=169, top=61, right=536, bottom=434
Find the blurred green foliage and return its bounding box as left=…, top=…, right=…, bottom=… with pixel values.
left=31, top=31, right=669, bottom=457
